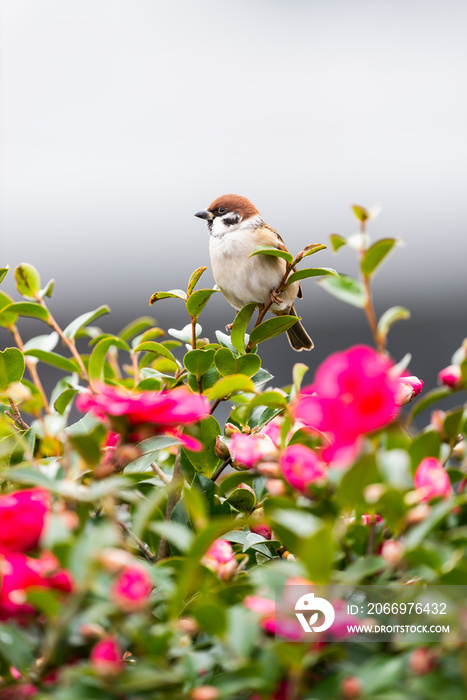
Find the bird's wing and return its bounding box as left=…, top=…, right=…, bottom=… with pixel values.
left=258, top=225, right=303, bottom=299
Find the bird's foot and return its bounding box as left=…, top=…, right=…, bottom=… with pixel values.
left=270, top=290, right=284, bottom=305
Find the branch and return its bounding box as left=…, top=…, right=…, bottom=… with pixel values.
left=119, top=520, right=156, bottom=563
left=210, top=456, right=232, bottom=482
left=11, top=325, right=50, bottom=413
left=6, top=399, right=29, bottom=431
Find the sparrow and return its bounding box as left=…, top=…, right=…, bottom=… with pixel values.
left=195, top=194, right=313, bottom=351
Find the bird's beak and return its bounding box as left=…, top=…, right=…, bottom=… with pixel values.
left=194, top=209, right=214, bottom=221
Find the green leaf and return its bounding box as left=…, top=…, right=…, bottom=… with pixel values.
left=119, top=316, right=155, bottom=342
left=231, top=303, right=256, bottom=354
left=249, top=245, right=293, bottom=264
left=206, top=374, right=255, bottom=401
left=300, top=525, right=336, bottom=583
left=186, top=288, right=219, bottom=317
left=329, top=234, right=347, bottom=252
left=294, top=243, right=327, bottom=261
left=409, top=430, right=441, bottom=472
left=2, top=302, right=49, bottom=322
left=184, top=416, right=221, bottom=477
left=361, top=238, right=397, bottom=276
left=23, top=332, right=58, bottom=354
left=292, top=363, right=309, bottom=394
left=88, top=336, right=130, bottom=383
left=408, top=387, right=452, bottom=422
left=405, top=499, right=456, bottom=550
left=149, top=520, right=194, bottom=552
left=239, top=390, right=288, bottom=421
left=149, top=288, right=187, bottom=305
left=14, top=263, right=41, bottom=297
left=0, top=292, right=17, bottom=327
left=214, top=347, right=261, bottom=378
left=337, top=455, right=380, bottom=511
left=377, top=306, right=411, bottom=342
left=54, top=388, right=78, bottom=415
left=226, top=486, right=256, bottom=513
left=0, top=347, right=25, bottom=390
left=335, top=555, right=385, bottom=584
left=287, top=267, right=338, bottom=286
left=24, top=349, right=79, bottom=373
left=40, top=278, right=55, bottom=299
left=187, top=266, right=208, bottom=295
left=63, top=305, right=110, bottom=339
left=69, top=424, right=106, bottom=466
left=169, top=323, right=201, bottom=343
left=133, top=341, right=178, bottom=365
left=184, top=349, right=215, bottom=378
left=249, top=315, right=298, bottom=346
left=0, top=266, right=10, bottom=284
left=318, top=274, right=366, bottom=307
left=351, top=204, right=369, bottom=222
left=0, top=622, right=35, bottom=671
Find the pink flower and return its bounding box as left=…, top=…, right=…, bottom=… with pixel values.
left=244, top=596, right=304, bottom=640
left=90, top=637, right=123, bottom=676
left=361, top=513, right=383, bottom=525
left=76, top=383, right=209, bottom=450
left=280, top=444, right=326, bottom=493
left=0, top=489, right=49, bottom=555
left=295, top=346, right=400, bottom=464
left=438, top=365, right=463, bottom=388
left=395, top=375, right=423, bottom=406
left=0, top=552, right=73, bottom=620
left=244, top=595, right=276, bottom=616
left=202, top=539, right=237, bottom=580
left=110, top=565, right=153, bottom=611
left=250, top=523, right=273, bottom=540
left=230, top=432, right=276, bottom=469
left=414, top=457, right=452, bottom=501
left=259, top=417, right=282, bottom=446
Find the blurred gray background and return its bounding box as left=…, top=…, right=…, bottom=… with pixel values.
left=1, top=0, right=466, bottom=397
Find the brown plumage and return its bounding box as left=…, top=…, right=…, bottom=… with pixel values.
left=195, top=194, right=313, bottom=351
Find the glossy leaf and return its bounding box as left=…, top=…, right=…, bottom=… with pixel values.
left=14, top=263, right=41, bottom=297
left=2, top=302, right=49, bottom=322
left=226, top=486, right=256, bottom=513
left=133, top=341, right=178, bottom=365
left=40, top=278, right=55, bottom=299
left=408, top=387, right=452, bottom=422
left=286, top=267, right=338, bottom=286
left=249, top=245, right=293, bottom=265
left=214, top=347, right=261, bottom=378
left=377, top=306, right=411, bottom=342
left=186, top=288, right=219, bottom=317
left=119, top=316, right=156, bottom=342
left=63, top=305, right=110, bottom=339
left=318, top=274, right=366, bottom=307
left=88, top=336, right=130, bottom=383
left=231, top=303, right=256, bottom=354
left=0, top=347, right=25, bottom=390
left=187, top=266, right=208, bottom=295
left=206, top=374, right=255, bottom=400
left=329, top=233, right=347, bottom=252
left=249, top=315, right=298, bottom=346
left=184, top=349, right=216, bottom=378
left=23, top=332, right=59, bottom=355
left=0, top=291, right=18, bottom=327
left=54, top=388, right=79, bottom=415
left=24, top=349, right=79, bottom=373
left=184, top=416, right=221, bottom=477
left=149, top=289, right=187, bottom=305
left=361, top=238, right=397, bottom=276
left=169, top=323, right=201, bottom=343
left=0, top=266, right=9, bottom=284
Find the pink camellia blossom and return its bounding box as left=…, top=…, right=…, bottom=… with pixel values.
left=395, top=375, right=424, bottom=406
left=244, top=595, right=305, bottom=641
left=110, top=565, right=153, bottom=611
left=0, top=552, right=73, bottom=620
left=414, top=457, right=452, bottom=501
left=90, top=637, right=123, bottom=676
left=202, top=539, right=237, bottom=580
left=280, top=444, right=327, bottom=493
left=229, top=432, right=276, bottom=469
left=0, top=489, right=49, bottom=555
left=361, top=513, right=383, bottom=526
left=438, top=365, right=463, bottom=389
left=295, top=346, right=400, bottom=464
left=76, top=383, right=209, bottom=450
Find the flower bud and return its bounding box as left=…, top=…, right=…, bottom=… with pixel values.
left=202, top=539, right=237, bottom=580
left=381, top=539, right=403, bottom=566
left=110, top=565, right=153, bottom=611
left=406, top=503, right=431, bottom=525
left=452, top=439, right=465, bottom=461
left=178, top=616, right=199, bottom=635
left=361, top=513, right=383, bottom=526
left=90, top=637, right=123, bottom=676
left=230, top=432, right=276, bottom=469
left=214, top=435, right=230, bottom=460
left=395, top=376, right=423, bottom=406
left=98, top=548, right=136, bottom=572
left=266, top=478, right=286, bottom=497
left=341, top=675, right=362, bottom=699
left=79, top=623, right=106, bottom=639
left=256, top=460, right=280, bottom=477
left=224, top=423, right=240, bottom=437
left=438, top=365, right=463, bottom=389
left=364, top=484, right=385, bottom=504
left=409, top=647, right=436, bottom=675
left=414, top=457, right=451, bottom=501
left=430, top=410, right=446, bottom=437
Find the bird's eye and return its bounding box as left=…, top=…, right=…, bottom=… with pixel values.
left=218, top=207, right=227, bottom=214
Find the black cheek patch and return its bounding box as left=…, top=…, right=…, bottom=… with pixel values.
left=223, top=215, right=239, bottom=226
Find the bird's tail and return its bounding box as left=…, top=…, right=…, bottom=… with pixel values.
left=285, top=305, right=313, bottom=351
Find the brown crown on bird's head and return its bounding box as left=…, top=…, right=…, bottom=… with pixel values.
left=207, top=194, right=260, bottom=221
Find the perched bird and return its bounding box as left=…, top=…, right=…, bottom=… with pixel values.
left=195, top=194, right=313, bottom=351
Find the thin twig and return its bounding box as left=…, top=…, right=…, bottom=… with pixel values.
left=119, top=520, right=155, bottom=563
left=36, top=298, right=89, bottom=381
left=210, top=456, right=231, bottom=482
left=11, top=325, right=50, bottom=413
left=6, top=399, right=29, bottom=431
left=210, top=398, right=222, bottom=415
left=151, top=462, right=171, bottom=485
left=191, top=316, right=197, bottom=350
